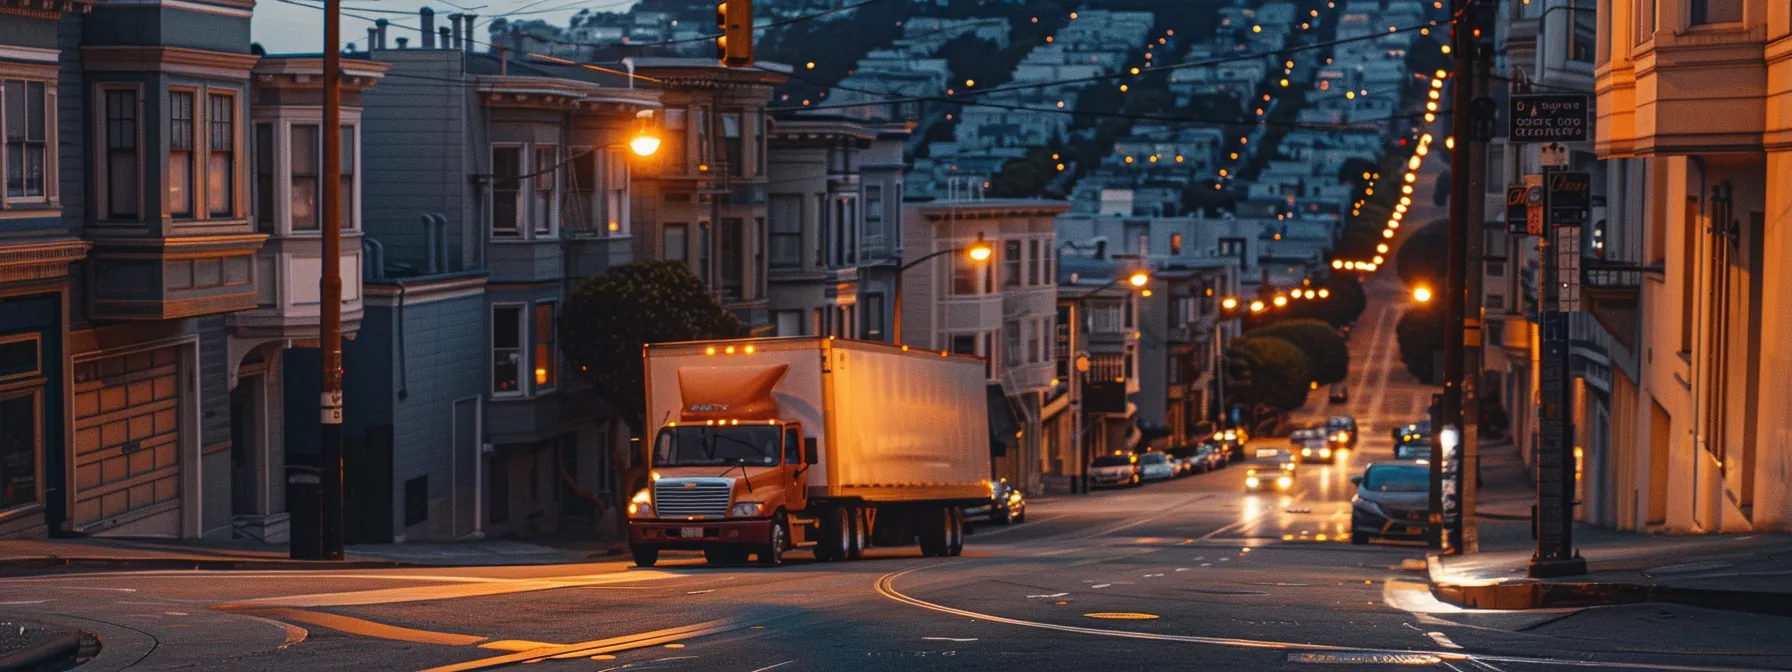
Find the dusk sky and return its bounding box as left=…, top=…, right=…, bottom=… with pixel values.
left=250, top=0, right=639, bottom=55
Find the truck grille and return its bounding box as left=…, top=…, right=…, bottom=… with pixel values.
left=654, top=480, right=732, bottom=519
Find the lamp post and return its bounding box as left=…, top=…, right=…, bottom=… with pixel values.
left=891, top=233, right=992, bottom=345
left=1064, top=266, right=1149, bottom=493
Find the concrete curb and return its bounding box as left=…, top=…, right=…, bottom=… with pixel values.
left=0, top=556, right=408, bottom=576
left=0, top=626, right=83, bottom=672
left=1425, top=554, right=1792, bottom=617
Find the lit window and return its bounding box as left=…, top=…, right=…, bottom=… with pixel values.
left=534, top=302, right=556, bottom=390
left=168, top=91, right=194, bottom=217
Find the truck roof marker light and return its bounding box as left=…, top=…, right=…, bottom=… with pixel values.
left=651, top=471, right=662, bottom=481
left=902, top=345, right=910, bottom=351
left=725, top=346, right=736, bottom=354
left=706, top=347, right=717, bottom=355
left=668, top=421, right=678, bottom=427
left=744, top=345, right=755, bottom=354
left=941, top=351, right=949, bottom=357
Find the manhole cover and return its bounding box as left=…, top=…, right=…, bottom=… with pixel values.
left=1083, top=612, right=1160, bottom=620
left=1287, top=652, right=1443, bottom=665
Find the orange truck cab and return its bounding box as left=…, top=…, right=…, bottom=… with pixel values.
left=628, top=337, right=991, bottom=568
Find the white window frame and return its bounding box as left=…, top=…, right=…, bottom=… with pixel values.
left=491, top=303, right=526, bottom=398
left=0, top=76, right=56, bottom=209
left=532, top=143, right=559, bottom=239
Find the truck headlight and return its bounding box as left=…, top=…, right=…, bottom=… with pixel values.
left=1245, top=476, right=1261, bottom=488
left=1276, top=475, right=1293, bottom=489
left=1300, top=447, right=1312, bottom=457
left=729, top=502, right=764, bottom=517
left=627, top=488, right=652, bottom=517
left=1320, top=447, right=1333, bottom=458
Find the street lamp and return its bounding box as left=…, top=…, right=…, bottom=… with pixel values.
left=1249, top=300, right=1266, bottom=313
left=1129, top=270, right=1149, bottom=288
left=628, top=129, right=661, bottom=157
left=1412, top=286, right=1433, bottom=303
left=1221, top=296, right=1238, bottom=310
left=892, top=233, right=993, bottom=344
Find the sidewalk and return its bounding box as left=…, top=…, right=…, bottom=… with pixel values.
left=1428, top=440, right=1792, bottom=616
left=0, top=535, right=625, bottom=575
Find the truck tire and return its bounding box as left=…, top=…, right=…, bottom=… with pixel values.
left=631, top=545, right=659, bottom=568
left=846, top=507, right=867, bottom=560
left=814, top=507, right=850, bottom=562
left=757, top=514, right=788, bottom=567
left=917, top=506, right=949, bottom=557
left=946, top=508, right=965, bottom=557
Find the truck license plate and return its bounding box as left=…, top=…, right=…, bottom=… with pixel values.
left=680, top=527, right=703, bottom=539
left=1405, top=526, right=1423, bottom=535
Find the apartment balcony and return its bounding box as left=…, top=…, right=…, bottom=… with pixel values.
left=1579, top=261, right=1658, bottom=351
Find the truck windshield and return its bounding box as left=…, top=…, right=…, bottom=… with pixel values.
left=654, top=425, right=781, bottom=467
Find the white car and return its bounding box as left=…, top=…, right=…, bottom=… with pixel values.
left=1090, top=454, right=1140, bottom=488
left=1138, top=453, right=1176, bottom=482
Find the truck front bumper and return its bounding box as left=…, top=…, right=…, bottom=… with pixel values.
left=629, top=519, right=772, bottom=549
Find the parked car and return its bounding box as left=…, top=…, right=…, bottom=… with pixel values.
left=1392, top=419, right=1432, bottom=443
left=966, top=479, right=1026, bottom=525
left=1090, top=454, right=1140, bottom=488
left=1212, top=428, right=1248, bottom=459
left=1138, top=453, right=1176, bottom=482
left=1328, top=382, right=1349, bottom=404
left=1350, top=461, right=1434, bottom=544
left=1197, top=440, right=1228, bottom=470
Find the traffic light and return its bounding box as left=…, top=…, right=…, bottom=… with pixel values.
left=716, top=0, right=753, bottom=68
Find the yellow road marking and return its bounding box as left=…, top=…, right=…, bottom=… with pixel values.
left=244, top=608, right=486, bottom=646
left=217, top=570, right=678, bottom=609
left=1084, top=613, right=1160, bottom=620
left=480, top=640, right=564, bottom=652
left=423, top=618, right=745, bottom=671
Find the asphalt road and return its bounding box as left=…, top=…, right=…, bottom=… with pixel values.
left=6, top=275, right=1792, bottom=672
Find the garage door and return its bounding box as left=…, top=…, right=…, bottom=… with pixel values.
left=72, top=346, right=182, bottom=533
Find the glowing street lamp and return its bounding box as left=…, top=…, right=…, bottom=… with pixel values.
left=629, top=128, right=661, bottom=157
left=1249, top=300, right=1266, bottom=313
left=968, top=236, right=994, bottom=261
left=1273, top=295, right=1288, bottom=307
left=1129, top=270, right=1150, bottom=288
left=1222, top=297, right=1239, bottom=310
left=1412, top=286, right=1433, bottom=303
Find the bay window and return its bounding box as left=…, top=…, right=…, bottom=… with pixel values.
left=491, top=146, right=521, bottom=236
left=533, top=302, right=556, bottom=391
left=533, top=144, right=556, bottom=236
left=207, top=93, right=234, bottom=217
left=339, top=126, right=355, bottom=229
left=168, top=91, right=195, bottom=217
left=104, top=89, right=139, bottom=219
left=290, top=124, right=319, bottom=230
left=254, top=123, right=272, bottom=231
left=492, top=304, right=523, bottom=395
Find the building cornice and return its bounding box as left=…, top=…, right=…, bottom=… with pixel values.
left=0, top=236, right=89, bottom=284
left=84, top=45, right=260, bottom=79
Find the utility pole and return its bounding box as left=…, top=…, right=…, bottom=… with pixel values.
left=319, top=0, right=346, bottom=561
left=1435, top=0, right=1477, bottom=552
left=1458, top=32, right=1494, bottom=554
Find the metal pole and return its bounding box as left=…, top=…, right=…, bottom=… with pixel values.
left=1435, top=0, right=1475, bottom=552
left=319, top=0, right=346, bottom=560
left=1529, top=162, right=1586, bottom=577
left=1459, top=29, right=1494, bottom=555
left=892, top=267, right=903, bottom=345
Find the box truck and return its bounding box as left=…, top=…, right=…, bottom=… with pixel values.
left=627, top=337, right=991, bottom=567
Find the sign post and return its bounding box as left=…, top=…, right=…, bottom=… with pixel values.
left=1530, top=165, right=1588, bottom=578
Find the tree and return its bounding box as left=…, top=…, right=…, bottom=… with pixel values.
left=1246, top=319, right=1349, bottom=385
left=1395, top=219, right=1449, bottom=291
left=1223, top=336, right=1311, bottom=416
left=1396, top=303, right=1445, bottom=383
left=989, top=146, right=1062, bottom=198
left=562, top=261, right=749, bottom=434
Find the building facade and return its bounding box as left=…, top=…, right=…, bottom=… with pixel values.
left=901, top=198, right=1065, bottom=495
left=354, top=26, right=659, bottom=541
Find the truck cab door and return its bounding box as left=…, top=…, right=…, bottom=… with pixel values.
left=783, top=426, right=809, bottom=512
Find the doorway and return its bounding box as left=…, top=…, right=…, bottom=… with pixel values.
left=230, top=375, right=262, bottom=517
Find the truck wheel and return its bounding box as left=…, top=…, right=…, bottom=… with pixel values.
left=815, top=507, right=850, bottom=562
left=631, top=545, right=659, bottom=568
left=946, top=508, right=965, bottom=557
left=917, top=507, right=948, bottom=557
left=846, top=507, right=867, bottom=560
left=758, top=515, right=787, bottom=567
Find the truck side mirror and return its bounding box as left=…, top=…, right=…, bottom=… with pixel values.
left=1349, top=475, right=1362, bottom=486
left=804, top=437, right=819, bottom=465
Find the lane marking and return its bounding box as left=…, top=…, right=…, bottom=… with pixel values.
left=874, top=565, right=1782, bottom=672
left=1426, top=632, right=1463, bottom=650
left=922, top=637, right=978, bottom=642
left=422, top=618, right=745, bottom=671
left=215, top=570, right=678, bottom=609
left=748, top=662, right=793, bottom=672
left=480, top=640, right=564, bottom=652
left=1085, top=613, right=1159, bottom=620
left=1027, top=593, right=1069, bottom=599
left=244, top=607, right=486, bottom=646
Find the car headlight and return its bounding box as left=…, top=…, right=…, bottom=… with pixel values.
left=627, top=488, right=653, bottom=517
left=1300, top=447, right=1312, bottom=457
left=1245, top=476, right=1261, bottom=488
left=1320, top=447, right=1332, bottom=458
left=1353, top=497, right=1386, bottom=517
left=729, top=502, right=764, bottom=517
left=1276, top=476, right=1293, bottom=489
left=1224, top=431, right=1237, bottom=441
left=1214, top=431, right=1225, bottom=440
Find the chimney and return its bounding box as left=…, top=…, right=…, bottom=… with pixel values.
left=448, top=14, right=463, bottom=50
left=497, top=45, right=508, bottom=75
left=420, top=7, right=436, bottom=48
left=439, top=27, right=451, bottom=48
left=396, top=36, right=408, bottom=48
left=463, top=13, right=478, bottom=52
left=367, top=27, right=378, bottom=52
left=375, top=19, right=389, bottom=50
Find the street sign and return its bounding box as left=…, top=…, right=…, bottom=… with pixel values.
left=1547, top=172, right=1590, bottom=227
left=1506, top=186, right=1529, bottom=235
left=1510, top=94, right=1590, bottom=142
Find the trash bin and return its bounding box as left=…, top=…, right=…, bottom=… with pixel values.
left=287, top=465, right=322, bottom=560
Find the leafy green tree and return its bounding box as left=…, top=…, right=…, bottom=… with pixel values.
left=1246, top=319, right=1350, bottom=385
left=1223, top=336, right=1311, bottom=415
left=562, top=261, right=749, bottom=435
left=1395, top=219, right=1449, bottom=291
left=1396, top=302, right=1445, bottom=383
left=989, top=146, right=1063, bottom=198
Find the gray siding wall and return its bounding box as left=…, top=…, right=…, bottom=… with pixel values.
left=390, top=291, right=487, bottom=539
left=198, top=315, right=231, bottom=448
left=81, top=7, right=251, bottom=53
left=362, top=51, right=474, bottom=273
left=56, top=14, right=85, bottom=233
